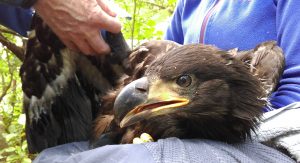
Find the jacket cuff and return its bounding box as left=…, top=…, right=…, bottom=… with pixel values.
left=0, top=0, right=37, bottom=8
left=21, top=0, right=38, bottom=8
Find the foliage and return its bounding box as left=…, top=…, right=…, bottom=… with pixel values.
left=0, top=30, right=32, bottom=163
left=115, top=0, right=177, bottom=48
left=0, top=0, right=177, bottom=162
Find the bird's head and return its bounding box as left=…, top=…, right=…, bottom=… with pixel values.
left=114, top=44, right=266, bottom=142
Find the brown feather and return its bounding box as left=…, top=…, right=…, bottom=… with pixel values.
left=92, top=115, right=114, bottom=141
left=233, top=41, right=285, bottom=96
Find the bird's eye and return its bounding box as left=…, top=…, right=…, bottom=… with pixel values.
left=176, top=75, right=192, bottom=87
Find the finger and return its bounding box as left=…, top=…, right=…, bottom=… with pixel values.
left=97, top=0, right=117, bottom=17
left=59, top=37, right=79, bottom=52
left=91, top=7, right=121, bottom=33
left=72, top=36, right=96, bottom=55
left=49, top=26, right=78, bottom=51
left=64, top=41, right=79, bottom=52
left=86, top=30, right=110, bottom=55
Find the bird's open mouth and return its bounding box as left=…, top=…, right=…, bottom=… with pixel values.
left=133, top=99, right=189, bottom=114
left=120, top=98, right=189, bottom=128
left=113, top=77, right=190, bottom=128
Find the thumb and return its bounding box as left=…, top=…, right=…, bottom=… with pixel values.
left=97, top=0, right=117, bottom=17
left=90, top=6, right=121, bottom=33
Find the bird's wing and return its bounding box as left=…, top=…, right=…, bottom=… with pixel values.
left=232, top=41, right=285, bottom=96
left=20, top=15, right=130, bottom=153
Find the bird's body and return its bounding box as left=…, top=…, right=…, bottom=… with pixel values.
left=90, top=41, right=284, bottom=147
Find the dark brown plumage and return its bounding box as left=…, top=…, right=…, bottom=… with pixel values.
left=90, top=41, right=284, bottom=147
left=20, top=15, right=130, bottom=153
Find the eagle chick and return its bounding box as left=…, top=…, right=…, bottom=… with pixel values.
left=91, top=41, right=284, bottom=147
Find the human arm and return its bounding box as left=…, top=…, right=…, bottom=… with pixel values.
left=0, top=0, right=121, bottom=55
left=0, top=0, right=36, bottom=8
left=163, top=0, right=184, bottom=44
left=0, top=4, right=32, bottom=36
left=268, top=0, right=300, bottom=108
left=33, top=138, right=294, bottom=163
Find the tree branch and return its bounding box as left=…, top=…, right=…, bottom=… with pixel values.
left=0, top=26, right=23, bottom=38
left=131, top=0, right=137, bottom=49
left=0, top=51, right=15, bottom=104
left=140, top=1, right=174, bottom=14
left=0, top=32, right=25, bottom=61
left=0, top=75, right=13, bottom=104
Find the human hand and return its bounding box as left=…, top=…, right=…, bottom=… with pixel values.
left=34, top=0, right=121, bottom=55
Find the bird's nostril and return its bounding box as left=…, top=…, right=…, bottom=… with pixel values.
left=134, top=77, right=149, bottom=93
left=136, top=87, right=147, bottom=93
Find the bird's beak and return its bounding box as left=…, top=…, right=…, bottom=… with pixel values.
left=114, top=77, right=189, bottom=128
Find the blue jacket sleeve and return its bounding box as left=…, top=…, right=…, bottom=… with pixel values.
left=33, top=142, right=155, bottom=163
left=164, top=0, right=184, bottom=44
left=33, top=138, right=294, bottom=163
left=269, top=0, right=300, bottom=108
left=0, top=4, right=33, bottom=36
left=0, top=0, right=23, bottom=6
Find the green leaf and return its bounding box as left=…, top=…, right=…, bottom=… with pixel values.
left=4, top=147, right=15, bottom=153
left=18, top=114, right=26, bottom=126
left=21, top=141, right=28, bottom=151
left=6, top=154, right=20, bottom=162
left=2, top=133, right=18, bottom=142
left=22, top=158, right=32, bottom=163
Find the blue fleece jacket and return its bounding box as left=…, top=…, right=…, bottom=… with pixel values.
left=165, top=0, right=300, bottom=110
